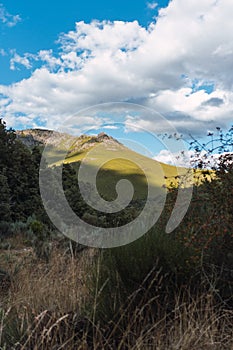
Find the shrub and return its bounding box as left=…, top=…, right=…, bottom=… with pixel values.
left=10, top=221, right=28, bottom=236
left=29, top=220, right=52, bottom=262
left=0, top=221, right=13, bottom=239
left=90, top=223, right=197, bottom=325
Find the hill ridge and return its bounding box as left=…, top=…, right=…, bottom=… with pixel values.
left=16, top=129, right=120, bottom=153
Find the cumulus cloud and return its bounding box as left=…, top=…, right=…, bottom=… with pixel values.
left=154, top=149, right=195, bottom=167
left=1, top=0, right=233, bottom=135
left=10, top=53, right=32, bottom=70
left=58, top=20, right=148, bottom=54
left=0, top=4, right=21, bottom=27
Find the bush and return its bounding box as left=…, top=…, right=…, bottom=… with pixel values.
left=0, top=221, right=13, bottom=239
left=10, top=221, right=28, bottom=236
left=29, top=220, right=52, bottom=262
left=90, top=223, right=197, bottom=324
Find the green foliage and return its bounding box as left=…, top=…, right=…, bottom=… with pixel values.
left=0, top=119, right=45, bottom=223
left=29, top=220, right=51, bottom=262
left=10, top=221, right=28, bottom=236
left=167, top=128, right=233, bottom=305
left=112, top=225, right=195, bottom=287
left=90, top=224, right=196, bottom=325
left=0, top=173, right=11, bottom=222
left=0, top=307, right=29, bottom=348
left=30, top=220, right=44, bottom=240
left=0, top=222, right=12, bottom=239
left=91, top=127, right=233, bottom=322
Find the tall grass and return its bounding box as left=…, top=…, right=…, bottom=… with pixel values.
left=0, top=243, right=232, bottom=349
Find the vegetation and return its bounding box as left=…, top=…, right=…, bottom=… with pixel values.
left=0, top=120, right=232, bottom=349
left=0, top=119, right=45, bottom=223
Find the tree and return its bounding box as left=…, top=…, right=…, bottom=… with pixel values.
left=0, top=119, right=47, bottom=223
left=0, top=171, right=11, bottom=221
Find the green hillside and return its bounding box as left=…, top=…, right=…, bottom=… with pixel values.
left=17, top=129, right=207, bottom=201
left=45, top=133, right=190, bottom=201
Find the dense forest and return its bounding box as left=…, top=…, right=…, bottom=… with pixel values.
left=0, top=119, right=43, bottom=223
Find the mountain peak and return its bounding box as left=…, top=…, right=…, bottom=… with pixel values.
left=16, top=128, right=120, bottom=152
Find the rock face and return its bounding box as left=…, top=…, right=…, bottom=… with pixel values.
left=16, top=129, right=75, bottom=149
left=16, top=129, right=121, bottom=153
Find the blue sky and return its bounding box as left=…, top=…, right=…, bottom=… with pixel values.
left=0, top=0, right=168, bottom=84
left=0, top=0, right=232, bottom=162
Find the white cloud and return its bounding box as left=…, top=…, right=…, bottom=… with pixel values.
left=1, top=0, right=233, bottom=135
left=37, top=50, right=62, bottom=70
left=154, top=149, right=195, bottom=167
left=147, top=2, right=158, bottom=10
left=59, top=20, right=148, bottom=54
left=0, top=96, right=10, bottom=108
left=155, top=148, right=233, bottom=169
left=0, top=4, right=21, bottom=27
left=10, top=53, right=32, bottom=70
left=147, top=87, right=233, bottom=125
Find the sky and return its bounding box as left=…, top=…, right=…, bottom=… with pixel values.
left=0, top=0, right=233, bottom=162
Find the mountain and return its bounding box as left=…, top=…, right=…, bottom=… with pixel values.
left=16, top=129, right=120, bottom=154
left=16, top=129, right=74, bottom=148
left=16, top=129, right=188, bottom=200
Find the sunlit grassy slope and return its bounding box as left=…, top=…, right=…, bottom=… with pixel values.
left=49, top=136, right=191, bottom=200
left=17, top=129, right=189, bottom=194
left=17, top=129, right=212, bottom=194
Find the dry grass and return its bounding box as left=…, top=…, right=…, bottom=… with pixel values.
left=0, top=246, right=233, bottom=349
left=0, top=246, right=95, bottom=314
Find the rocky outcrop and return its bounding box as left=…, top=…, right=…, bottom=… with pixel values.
left=16, top=129, right=75, bottom=149
left=16, top=129, right=121, bottom=154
